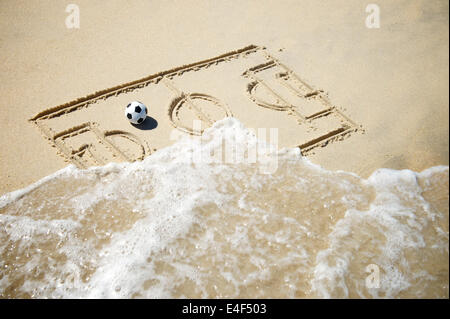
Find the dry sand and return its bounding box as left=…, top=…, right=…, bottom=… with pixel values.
left=0, top=0, right=448, bottom=195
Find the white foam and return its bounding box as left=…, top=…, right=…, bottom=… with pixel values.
left=0, top=118, right=448, bottom=298
left=0, top=165, right=78, bottom=209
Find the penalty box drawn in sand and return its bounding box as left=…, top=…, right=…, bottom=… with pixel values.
left=30, top=45, right=362, bottom=168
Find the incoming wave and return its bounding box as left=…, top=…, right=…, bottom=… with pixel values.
left=0, top=118, right=448, bottom=298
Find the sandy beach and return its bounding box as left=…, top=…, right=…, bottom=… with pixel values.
left=0, top=0, right=448, bottom=194
left=0, top=0, right=448, bottom=298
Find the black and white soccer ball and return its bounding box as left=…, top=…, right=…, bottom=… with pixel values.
left=125, top=101, right=147, bottom=125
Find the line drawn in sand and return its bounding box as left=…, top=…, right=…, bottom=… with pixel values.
left=163, top=76, right=233, bottom=135
left=167, top=92, right=233, bottom=135
left=242, top=54, right=361, bottom=155
left=30, top=44, right=362, bottom=168
left=30, top=46, right=258, bottom=168
left=32, top=120, right=150, bottom=169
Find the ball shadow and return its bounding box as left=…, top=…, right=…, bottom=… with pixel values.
left=132, top=116, right=158, bottom=130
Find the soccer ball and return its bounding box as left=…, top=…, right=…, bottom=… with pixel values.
left=125, top=101, right=147, bottom=125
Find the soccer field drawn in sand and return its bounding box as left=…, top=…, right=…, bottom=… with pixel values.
left=30, top=45, right=362, bottom=169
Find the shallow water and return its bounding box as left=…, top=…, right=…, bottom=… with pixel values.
left=0, top=118, right=448, bottom=298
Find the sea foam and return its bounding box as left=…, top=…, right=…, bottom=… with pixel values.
left=0, top=118, right=448, bottom=298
